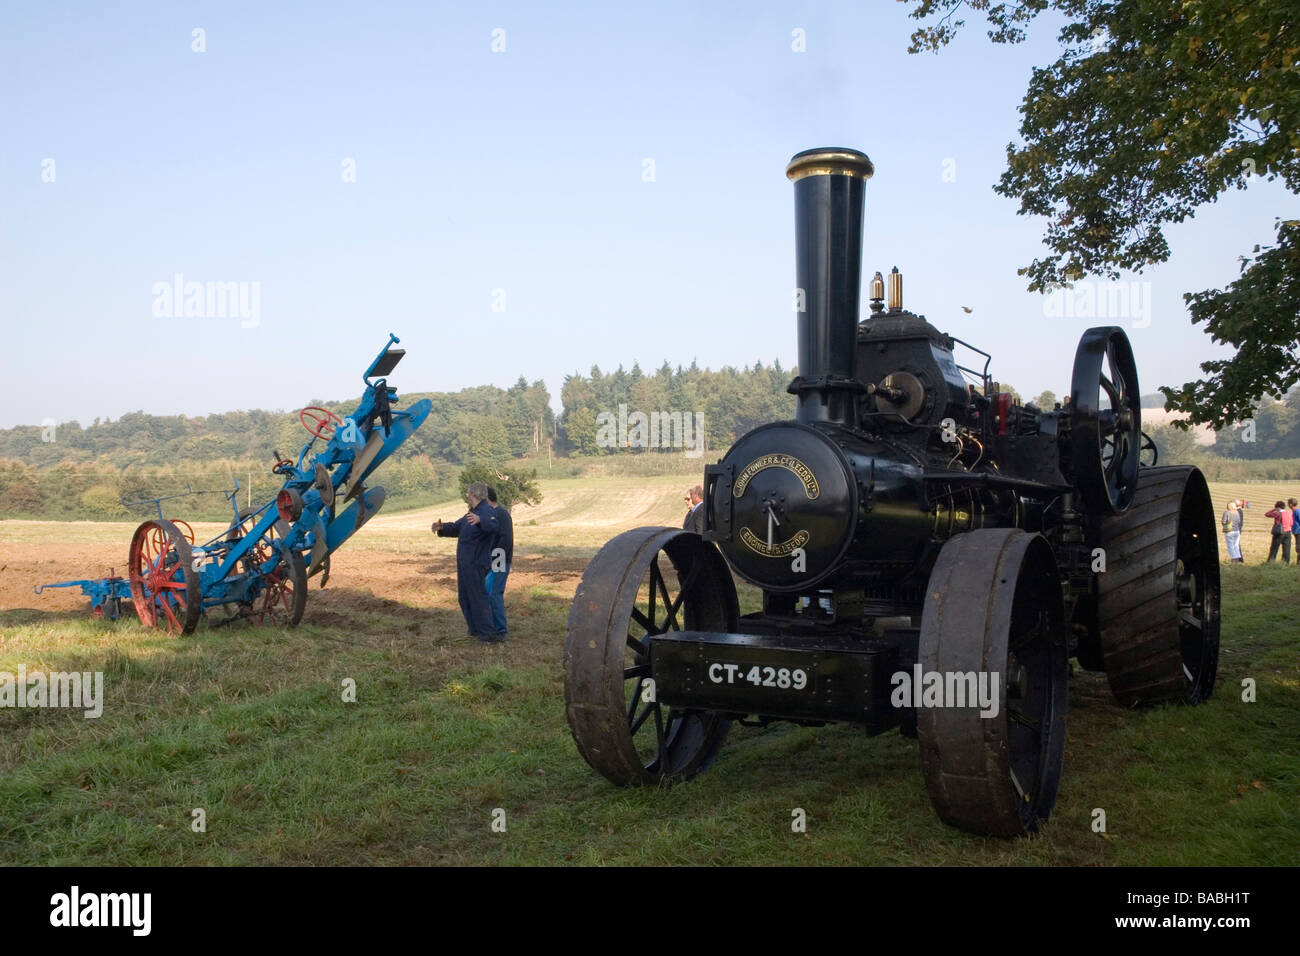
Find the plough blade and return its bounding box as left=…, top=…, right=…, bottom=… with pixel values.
left=353, top=399, right=431, bottom=487
left=341, top=432, right=385, bottom=503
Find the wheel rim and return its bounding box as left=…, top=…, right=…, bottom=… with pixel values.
left=127, top=519, right=200, bottom=635
left=1174, top=474, right=1219, bottom=701
left=566, top=527, right=737, bottom=785
left=918, top=529, right=1068, bottom=836
left=1071, top=327, right=1141, bottom=513
left=224, top=507, right=305, bottom=626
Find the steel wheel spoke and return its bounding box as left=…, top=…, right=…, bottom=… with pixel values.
left=627, top=678, right=645, bottom=723
left=652, top=703, right=667, bottom=765
left=630, top=608, right=653, bottom=635
left=652, top=558, right=679, bottom=631
left=1008, top=706, right=1040, bottom=733
left=666, top=562, right=701, bottom=629
left=1100, top=373, right=1120, bottom=408
left=629, top=698, right=656, bottom=734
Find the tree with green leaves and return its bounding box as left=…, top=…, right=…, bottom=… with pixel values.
left=1146, top=422, right=1200, bottom=465
left=456, top=464, right=541, bottom=511
left=904, top=0, right=1300, bottom=429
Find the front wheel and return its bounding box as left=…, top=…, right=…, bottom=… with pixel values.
left=917, top=529, right=1069, bottom=837
left=564, top=527, right=737, bottom=786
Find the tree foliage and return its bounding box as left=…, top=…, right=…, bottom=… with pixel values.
left=0, top=378, right=556, bottom=470
left=456, top=464, right=542, bottom=511
left=1160, top=219, right=1300, bottom=426
left=557, top=360, right=794, bottom=455
left=903, top=0, right=1300, bottom=428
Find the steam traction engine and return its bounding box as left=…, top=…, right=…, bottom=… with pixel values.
left=563, top=148, right=1220, bottom=837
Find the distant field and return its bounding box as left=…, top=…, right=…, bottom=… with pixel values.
left=0, top=471, right=1296, bottom=865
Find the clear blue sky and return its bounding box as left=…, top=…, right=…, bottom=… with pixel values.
left=1, top=1, right=1293, bottom=429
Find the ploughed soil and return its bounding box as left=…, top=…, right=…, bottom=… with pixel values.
left=2, top=536, right=589, bottom=623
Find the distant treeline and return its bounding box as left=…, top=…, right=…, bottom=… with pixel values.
left=1, top=377, right=554, bottom=472
left=0, top=457, right=453, bottom=523
left=0, top=361, right=796, bottom=520
left=1, top=361, right=795, bottom=473
left=558, top=360, right=795, bottom=456
left=3, top=362, right=1298, bottom=521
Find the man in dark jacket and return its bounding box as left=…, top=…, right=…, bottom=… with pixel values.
left=682, top=485, right=705, bottom=533
left=432, top=481, right=500, bottom=642
left=484, top=486, right=512, bottom=641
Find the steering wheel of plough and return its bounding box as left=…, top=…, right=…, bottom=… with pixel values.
left=300, top=407, right=343, bottom=440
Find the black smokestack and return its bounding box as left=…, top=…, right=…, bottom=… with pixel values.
left=785, top=147, right=873, bottom=425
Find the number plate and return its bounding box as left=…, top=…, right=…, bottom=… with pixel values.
left=701, top=660, right=810, bottom=692
left=649, top=630, right=893, bottom=728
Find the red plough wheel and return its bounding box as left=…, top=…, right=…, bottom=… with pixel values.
left=128, top=519, right=201, bottom=636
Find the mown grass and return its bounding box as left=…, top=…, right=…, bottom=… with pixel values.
left=0, top=550, right=1296, bottom=866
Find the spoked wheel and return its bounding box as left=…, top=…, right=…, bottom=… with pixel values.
left=1138, top=432, right=1159, bottom=467
left=226, top=506, right=307, bottom=626
left=167, top=519, right=196, bottom=545
left=1070, top=326, right=1141, bottom=514
left=565, top=527, right=738, bottom=786
left=918, top=529, right=1068, bottom=837
left=128, top=519, right=201, bottom=636
left=255, top=547, right=307, bottom=627
left=1096, top=466, right=1220, bottom=706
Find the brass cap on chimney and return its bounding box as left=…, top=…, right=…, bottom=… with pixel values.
left=786, top=147, right=875, bottom=183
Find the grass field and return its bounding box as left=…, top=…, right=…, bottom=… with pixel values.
left=0, top=474, right=1297, bottom=865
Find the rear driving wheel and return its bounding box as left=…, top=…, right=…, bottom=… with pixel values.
left=1096, top=465, right=1220, bottom=705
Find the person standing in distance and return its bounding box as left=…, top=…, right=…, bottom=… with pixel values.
left=432, top=481, right=500, bottom=642
left=1290, top=497, right=1299, bottom=565
left=1265, top=499, right=1293, bottom=564
left=484, top=486, right=512, bottom=642
left=1222, top=499, right=1245, bottom=564
left=683, top=485, right=705, bottom=534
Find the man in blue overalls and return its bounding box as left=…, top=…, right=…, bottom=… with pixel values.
left=484, top=486, right=513, bottom=642
left=432, top=481, right=500, bottom=642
